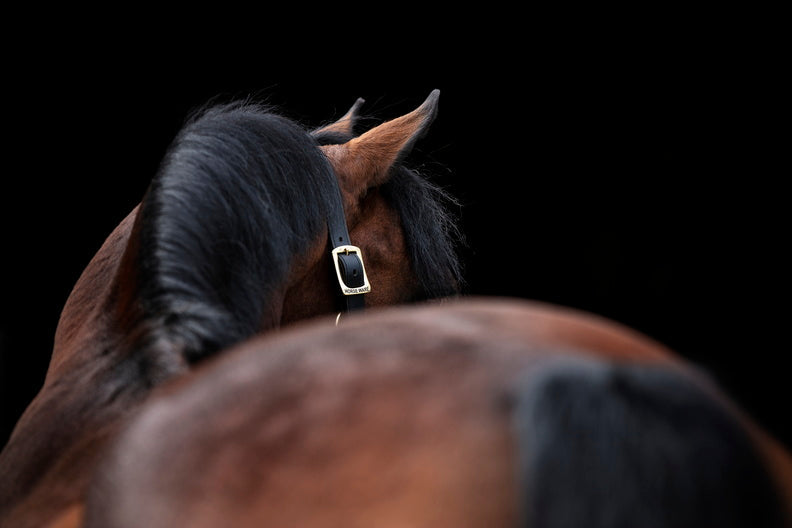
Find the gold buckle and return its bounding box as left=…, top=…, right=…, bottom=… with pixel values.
left=331, top=245, right=371, bottom=296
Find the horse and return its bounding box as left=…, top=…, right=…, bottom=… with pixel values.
left=81, top=298, right=792, bottom=527
left=0, top=91, right=462, bottom=528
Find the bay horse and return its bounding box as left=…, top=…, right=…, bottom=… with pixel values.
left=83, top=298, right=792, bottom=527
left=0, top=91, right=462, bottom=528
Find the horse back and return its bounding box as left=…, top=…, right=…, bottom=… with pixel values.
left=82, top=299, right=791, bottom=527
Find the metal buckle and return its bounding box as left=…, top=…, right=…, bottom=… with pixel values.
left=331, top=245, right=371, bottom=296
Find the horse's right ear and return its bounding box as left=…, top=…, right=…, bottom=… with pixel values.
left=321, top=89, right=439, bottom=200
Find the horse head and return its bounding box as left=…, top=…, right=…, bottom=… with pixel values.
left=283, top=89, right=458, bottom=323
left=118, top=89, right=459, bottom=367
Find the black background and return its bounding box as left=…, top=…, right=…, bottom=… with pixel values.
left=1, top=18, right=787, bottom=450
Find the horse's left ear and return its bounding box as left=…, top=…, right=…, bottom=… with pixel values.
left=312, top=97, right=366, bottom=138
left=321, top=89, right=439, bottom=198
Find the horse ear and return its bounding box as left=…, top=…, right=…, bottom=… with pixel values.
left=312, top=97, right=366, bottom=138
left=321, top=89, right=440, bottom=198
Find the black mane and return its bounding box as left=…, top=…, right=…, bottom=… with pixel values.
left=383, top=167, right=462, bottom=300
left=132, top=102, right=462, bottom=363
left=513, top=360, right=785, bottom=527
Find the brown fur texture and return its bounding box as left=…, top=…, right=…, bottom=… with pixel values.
left=83, top=299, right=792, bottom=527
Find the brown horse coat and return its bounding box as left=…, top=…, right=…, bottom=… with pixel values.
left=83, top=298, right=792, bottom=527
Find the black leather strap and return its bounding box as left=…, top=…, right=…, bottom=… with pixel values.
left=327, top=180, right=367, bottom=312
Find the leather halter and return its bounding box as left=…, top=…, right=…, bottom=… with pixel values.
left=327, top=176, right=370, bottom=313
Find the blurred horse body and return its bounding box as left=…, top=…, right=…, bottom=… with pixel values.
left=85, top=298, right=792, bottom=527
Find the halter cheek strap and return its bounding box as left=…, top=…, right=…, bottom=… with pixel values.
left=327, top=179, right=370, bottom=313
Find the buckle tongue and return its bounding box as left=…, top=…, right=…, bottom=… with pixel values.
left=331, top=245, right=371, bottom=296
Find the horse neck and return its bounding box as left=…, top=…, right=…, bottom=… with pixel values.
left=45, top=206, right=128, bottom=378
left=44, top=206, right=184, bottom=382
left=0, top=206, right=164, bottom=525
left=0, top=197, right=323, bottom=524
